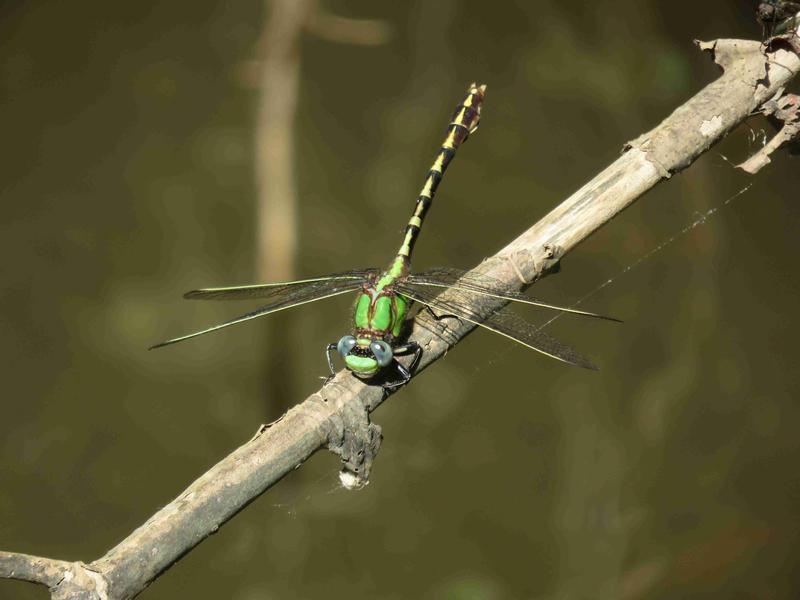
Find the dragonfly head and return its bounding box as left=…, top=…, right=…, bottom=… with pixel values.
left=337, top=335, right=393, bottom=378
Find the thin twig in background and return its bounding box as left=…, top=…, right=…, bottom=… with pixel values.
left=252, top=0, right=392, bottom=410
left=253, top=0, right=393, bottom=283
left=304, top=3, right=392, bottom=46
left=254, top=0, right=308, bottom=283
left=0, top=38, right=797, bottom=600
left=253, top=0, right=310, bottom=412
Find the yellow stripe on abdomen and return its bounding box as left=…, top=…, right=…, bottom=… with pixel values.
left=395, top=83, right=486, bottom=261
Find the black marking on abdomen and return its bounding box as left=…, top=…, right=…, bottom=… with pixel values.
left=393, top=83, right=486, bottom=262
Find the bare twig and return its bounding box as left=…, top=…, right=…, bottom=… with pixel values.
left=0, top=551, right=73, bottom=588
left=2, top=38, right=798, bottom=600
left=739, top=89, right=800, bottom=172
left=305, top=2, right=393, bottom=46
left=252, top=0, right=392, bottom=406
left=252, top=0, right=392, bottom=281
left=253, top=0, right=310, bottom=407
left=254, top=0, right=310, bottom=283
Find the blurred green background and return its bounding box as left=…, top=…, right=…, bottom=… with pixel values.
left=2, top=1, right=799, bottom=598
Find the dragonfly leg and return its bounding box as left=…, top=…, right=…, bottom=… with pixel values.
left=323, top=343, right=338, bottom=383
left=383, top=342, right=422, bottom=388
left=389, top=362, right=413, bottom=388
left=423, top=305, right=461, bottom=323
left=393, top=342, right=422, bottom=370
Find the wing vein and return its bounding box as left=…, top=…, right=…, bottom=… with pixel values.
left=408, top=269, right=619, bottom=322
left=398, top=284, right=598, bottom=370
left=151, top=285, right=361, bottom=349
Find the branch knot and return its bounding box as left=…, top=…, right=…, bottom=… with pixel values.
left=324, top=398, right=382, bottom=489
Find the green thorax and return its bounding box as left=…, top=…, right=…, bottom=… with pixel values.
left=352, top=256, right=410, bottom=341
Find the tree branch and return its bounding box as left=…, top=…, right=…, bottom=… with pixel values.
left=0, top=551, right=73, bottom=588
left=2, top=38, right=798, bottom=600
left=738, top=89, right=800, bottom=172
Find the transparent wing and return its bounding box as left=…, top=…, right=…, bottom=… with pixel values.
left=408, top=267, right=620, bottom=322
left=184, top=269, right=378, bottom=300
left=150, top=277, right=368, bottom=349
left=397, top=283, right=598, bottom=370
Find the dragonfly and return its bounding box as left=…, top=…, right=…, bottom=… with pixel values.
left=152, top=83, right=618, bottom=386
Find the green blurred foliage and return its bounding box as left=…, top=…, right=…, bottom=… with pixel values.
left=1, top=1, right=799, bottom=598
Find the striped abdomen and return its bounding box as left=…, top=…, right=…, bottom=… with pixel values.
left=394, top=83, right=486, bottom=263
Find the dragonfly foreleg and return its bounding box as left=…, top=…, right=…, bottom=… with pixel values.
left=325, top=343, right=338, bottom=379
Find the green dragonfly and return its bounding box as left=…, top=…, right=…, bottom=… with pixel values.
left=152, top=83, right=618, bottom=385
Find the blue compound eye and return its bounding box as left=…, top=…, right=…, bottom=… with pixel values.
left=369, top=340, right=393, bottom=367
left=337, top=335, right=357, bottom=358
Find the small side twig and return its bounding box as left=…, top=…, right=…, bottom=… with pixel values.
left=305, top=3, right=393, bottom=46
left=0, top=551, right=73, bottom=589
left=738, top=90, right=800, bottom=172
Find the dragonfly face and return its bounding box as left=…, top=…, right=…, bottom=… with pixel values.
left=336, top=335, right=393, bottom=378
